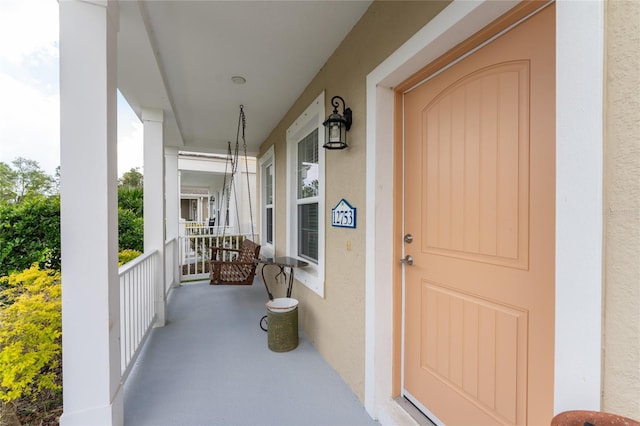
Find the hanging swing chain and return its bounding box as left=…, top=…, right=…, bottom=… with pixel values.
left=216, top=141, right=230, bottom=239
left=218, top=106, right=254, bottom=253
left=232, top=140, right=241, bottom=241
left=237, top=106, right=256, bottom=243
left=238, top=105, right=246, bottom=144
left=219, top=140, right=236, bottom=248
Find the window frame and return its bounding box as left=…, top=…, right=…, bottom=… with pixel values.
left=258, top=146, right=275, bottom=258
left=286, top=92, right=325, bottom=297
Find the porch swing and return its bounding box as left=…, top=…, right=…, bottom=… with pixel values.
left=209, top=105, right=261, bottom=286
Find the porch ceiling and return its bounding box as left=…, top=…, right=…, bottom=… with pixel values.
left=180, top=170, right=225, bottom=191
left=117, top=1, right=372, bottom=157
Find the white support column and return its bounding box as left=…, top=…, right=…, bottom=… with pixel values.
left=555, top=0, right=604, bottom=412
left=165, top=147, right=180, bottom=288
left=143, top=108, right=166, bottom=326
left=230, top=182, right=239, bottom=234
left=178, top=171, right=183, bottom=222
left=236, top=169, right=247, bottom=234
left=59, top=1, right=122, bottom=424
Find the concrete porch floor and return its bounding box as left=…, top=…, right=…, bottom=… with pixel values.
left=123, top=279, right=379, bottom=426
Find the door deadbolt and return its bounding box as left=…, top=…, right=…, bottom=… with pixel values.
left=400, top=255, right=414, bottom=266
left=404, top=234, right=413, bottom=244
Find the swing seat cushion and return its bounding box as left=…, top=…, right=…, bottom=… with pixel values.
left=210, top=239, right=261, bottom=285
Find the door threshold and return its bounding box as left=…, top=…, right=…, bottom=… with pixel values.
left=395, top=397, right=437, bottom=426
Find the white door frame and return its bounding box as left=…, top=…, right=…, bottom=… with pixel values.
left=365, top=1, right=604, bottom=423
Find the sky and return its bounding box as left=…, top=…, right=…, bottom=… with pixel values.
left=0, top=0, right=143, bottom=177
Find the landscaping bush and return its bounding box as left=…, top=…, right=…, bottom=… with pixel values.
left=117, top=185, right=143, bottom=253
left=0, top=265, right=62, bottom=424
left=117, top=187, right=143, bottom=217
left=118, top=249, right=142, bottom=266
left=118, top=207, right=143, bottom=253
left=0, top=196, right=61, bottom=277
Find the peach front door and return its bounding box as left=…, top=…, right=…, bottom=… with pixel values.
left=402, top=4, right=555, bottom=425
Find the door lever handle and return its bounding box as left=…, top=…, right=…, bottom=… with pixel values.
left=400, top=255, right=414, bottom=266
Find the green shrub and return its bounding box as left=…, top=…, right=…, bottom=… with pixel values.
left=118, top=187, right=143, bottom=217
left=0, top=167, right=144, bottom=275
left=118, top=207, right=143, bottom=252
left=118, top=249, right=142, bottom=266
left=0, top=265, right=62, bottom=403
left=117, top=186, right=143, bottom=252
left=0, top=196, right=61, bottom=277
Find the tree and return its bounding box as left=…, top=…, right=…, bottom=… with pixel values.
left=11, top=158, right=54, bottom=203
left=0, top=162, right=17, bottom=204
left=119, top=167, right=143, bottom=189
left=53, top=165, right=61, bottom=195
left=0, top=158, right=55, bottom=204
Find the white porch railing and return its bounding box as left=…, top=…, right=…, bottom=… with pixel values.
left=183, top=221, right=235, bottom=236
left=119, top=250, right=158, bottom=381
left=116, top=232, right=257, bottom=382
left=165, top=237, right=179, bottom=295
left=180, top=231, right=258, bottom=281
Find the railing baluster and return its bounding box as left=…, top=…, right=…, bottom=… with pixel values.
left=177, top=230, right=259, bottom=280
left=128, top=271, right=133, bottom=365
left=129, top=272, right=133, bottom=366
left=135, top=264, right=140, bottom=351
left=119, top=248, right=162, bottom=381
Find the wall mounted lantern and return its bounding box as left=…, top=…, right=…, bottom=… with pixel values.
left=322, top=96, right=352, bottom=150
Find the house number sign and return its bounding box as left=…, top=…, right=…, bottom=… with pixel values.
left=331, top=199, right=356, bottom=229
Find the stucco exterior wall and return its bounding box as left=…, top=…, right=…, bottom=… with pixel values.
left=259, top=1, right=450, bottom=401
left=603, top=0, right=640, bottom=419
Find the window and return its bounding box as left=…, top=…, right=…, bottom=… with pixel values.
left=286, top=92, right=325, bottom=297
left=297, top=130, right=319, bottom=262
left=265, top=163, right=274, bottom=244
left=259, top=146, right=275, bottom=256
